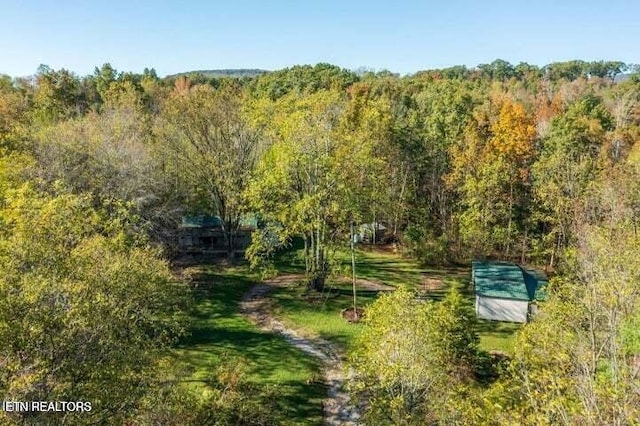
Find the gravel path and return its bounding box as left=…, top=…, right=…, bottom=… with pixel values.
left=239, top=275, right=361, bottom=425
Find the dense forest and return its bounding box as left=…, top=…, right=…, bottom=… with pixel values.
left=1, top=59, right=639, bottom=424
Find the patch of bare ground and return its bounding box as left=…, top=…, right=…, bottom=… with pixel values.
left=240, top=276, right=361, bottom=425
left=361, top=243, right=399, bottom=254
left=340, top=307, right=365, bottom=323
left=336, top=276, right=395, bottom=291
left=421, top=276, right=444, bottom=292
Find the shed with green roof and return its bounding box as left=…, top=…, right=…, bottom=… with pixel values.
left=473, top=260, right=547, bottom=323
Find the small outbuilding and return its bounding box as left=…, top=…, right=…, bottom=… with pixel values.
left=358, top=222, right=387, bottom=244
left=472, top=260, right=547, bottom=323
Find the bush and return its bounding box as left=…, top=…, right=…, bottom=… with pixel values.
left=403, top=225, right=451, bottom=265
left=348, top=288, right=479, bottom=424
left=0, top=187, right=186, bottom=425
left=139, top=357, right=281, bottom=426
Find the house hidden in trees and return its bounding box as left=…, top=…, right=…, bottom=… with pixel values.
left=353, top=222, right=388, bottom=244
left=177, top=215, right=256, bottom=258
left=472, top=260, right=547, bottom=323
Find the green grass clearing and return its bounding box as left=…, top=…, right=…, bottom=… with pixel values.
left=171, top=264, right=325, bottom=425
left=271, top=246, right=521, bottom=354
left=170, top=248, right=522, bottom=423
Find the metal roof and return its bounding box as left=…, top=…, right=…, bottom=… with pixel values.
left=239, top=215, right=259, bottom=229
left=180, top=215, right=259, bottom=229
left=472, top=260, right=547, bottom=301
left=180, top=215, right=224, bottom=228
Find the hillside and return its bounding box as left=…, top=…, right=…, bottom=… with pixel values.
left=167, top=68, right=269, bottom=78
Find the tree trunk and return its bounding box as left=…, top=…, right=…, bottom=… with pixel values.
left=226, top=230, right=234, bottom=259
left=307, top=224, right=325, bottom=292
left=521, top=227, right=528, bottom=265
left=506, top=182, right=514, bottom=258
left=393, top=165, right=409, bottom=238
left=304, top=234, right=310, bottom=275
left=224, top=217, right=239, bottom=260
left=372, top=211, right=377, bottom=245
left=351, top=221, right=358, bottom=320
left=309, top=274, right=325, bottom=292
left=315, top=224, right=320, bottom=273
left=549, top=231, right=560, bottom=269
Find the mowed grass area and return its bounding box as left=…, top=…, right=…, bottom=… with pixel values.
left=271, top=246, right=521, bottom=353
left=169, top=249, right=521, bottom=423
left=171, top=264, right=324, bottom=425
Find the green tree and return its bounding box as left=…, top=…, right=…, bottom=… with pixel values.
left=478, top=59, right=516, bottom=81
left=0, top=186, right=185, bottom=425
left=488, top=227, right=640, bottom=424
left=93, top=62, right=118, bottom=100
left=399, top=78, right=480, bottom=262
left=246, top=90, right=346, bottom=290
left=532, top=95, right=613, bottom=266
left=485, top=164, right=640, bottom=424
left=586, top=60, right=627, bottom=81
left=158, top=83, right=262, bottom=257
left=448, top=97, right=536, bottom=259
left=31, top=65, right=85, bottom=123
left=349, top=288, right=478, bottom=425
left=0, top=77, right=29, bottom=152
left=250, top=63, right=359, bottom=100
left=31, top=87, right=182, bottom=244
left=544, top=60, right=589, bottom=82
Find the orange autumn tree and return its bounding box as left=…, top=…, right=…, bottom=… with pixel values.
left=449, top=98, right=536, bottom=258
left=487, top=99, right=536, bottom=257
left=488, top=99, right=536, bottom=163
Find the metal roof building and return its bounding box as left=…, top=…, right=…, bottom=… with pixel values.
left=472, top=260, right=547, bottom=323
left=177, top=215, right=257, bottom=257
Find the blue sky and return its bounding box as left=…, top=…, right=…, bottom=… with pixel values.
left=1, top=0, right=638, bottom=77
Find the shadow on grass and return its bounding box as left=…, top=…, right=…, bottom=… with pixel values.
left=330, top=288, right=391, bottom=298
left=476, top=319, right=522, bottom=353
left=274, top=380, right=325, bottom=424
left=270, top=246, right=520, bottom=355
left=268, top=286, right=375, bottom=351
left=279, top=249, right=523, bottom=356
left=172, top=265, right=325, bottom=425
left=475, top=350, right=511, bottom=385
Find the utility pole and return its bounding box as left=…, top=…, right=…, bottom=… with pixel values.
left=351, top=220, right=358, bottom=320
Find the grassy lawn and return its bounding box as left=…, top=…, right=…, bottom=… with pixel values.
left=170, top=248, right=522, bottom=423
left=271, top=246, right=521, bottom=354
left=172, top=264, right=325, bottom=425
left=477, top=320, right=521, bottom=352
left=270, top=286, right=377, bottom=352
